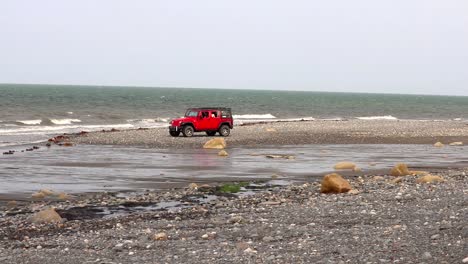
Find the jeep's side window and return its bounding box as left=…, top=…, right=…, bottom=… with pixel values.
left=211, top=111, right=218, bottom=118
left=201, top=111, right=209, bottom=118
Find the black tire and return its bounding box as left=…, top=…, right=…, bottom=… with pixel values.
left=169, top=131, right=180, bottom=137
left=182, top=125, right=194, bottom=137
left=206, top=131, right=216, bottom=136
left=218, top=125, right=230, bottom=137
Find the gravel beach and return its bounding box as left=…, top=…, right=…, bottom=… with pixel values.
left=71, top=120, right=468, bottom=148
left=2, top=119, right=467, bottom=263
left=0, top=167, right=466, bottom=263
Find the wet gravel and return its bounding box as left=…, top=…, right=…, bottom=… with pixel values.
left=0, top=168, right=466, bottom=263
left=71, top=120, right=468, bottom=148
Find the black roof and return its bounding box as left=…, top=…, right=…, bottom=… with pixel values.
left=187, top=107, right=231, bottom=111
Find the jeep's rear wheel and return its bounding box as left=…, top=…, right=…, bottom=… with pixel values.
left=218, top=125, right=230, bottom=137
left=169, top=131, right=180, bottom=137
left=206, top=131, right=216, bottom=136
left=182, top=125, right=194, bottom=137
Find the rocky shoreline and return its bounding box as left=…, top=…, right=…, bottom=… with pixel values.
left=1, top=167, right=467, bottom=263
left=70, top=120, right=468, bottom=148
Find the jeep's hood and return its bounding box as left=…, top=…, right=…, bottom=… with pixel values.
left=170, top=117, right=191, bottom=125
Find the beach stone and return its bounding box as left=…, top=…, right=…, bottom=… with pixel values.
left=218, top=150, right=229, bottom=157
left=31, top=192, right=46, bottom=199
left=449, top=141, right=463, bottom=146
left=188, top=183, right=198, bottom=190
left=320, top=173, right=352, bottom=194
left=266, top=128, right=277, bottom=132
left=410, top=170, right=429, bottom=175
left=266, top=155, right=295, bottom=159
left=372, top=176, right=385, bottom=181
left=63, top=142, right=74, bottom=147
left=390, top=163, right=411, bottom=176
left=244, top=248, right=257, bottom=254
left=153, top=232, right=168, bottom=241
left=390, top=177, right=403, bottom=184
left=416, top=175, right=444, bottom=184
left=6, top=201, right=17, bottom=209
left=348, top=189, right=360, bottom=195
left=333, top=162, right=357, bottom=170
left=29, top=208, right=63, bottom=224
left=434, top=142, right=444, bottom=147
left=462, top=256, right=468, bottom=263
left=203, top=138, right=226, bottom=149
left=56, top=192, right=69, bottom=200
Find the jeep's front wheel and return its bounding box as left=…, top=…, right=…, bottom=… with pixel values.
left=182, top=125, right=194, bottom=137
left=169, top=131, right=180, bottom=137
left=218, top=125, right=230, bottom=137
left=206, top=131, right=216, bottom=136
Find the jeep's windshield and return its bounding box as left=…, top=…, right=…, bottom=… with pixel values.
left=185, top=110, right=198, bottom=117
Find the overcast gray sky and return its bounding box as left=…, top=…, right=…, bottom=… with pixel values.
left=1, top=0, right=467, bottom=95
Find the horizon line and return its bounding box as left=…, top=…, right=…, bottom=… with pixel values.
left=1, top=82, right=467, bottom=97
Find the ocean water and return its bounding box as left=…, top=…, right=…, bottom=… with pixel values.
left=1, top=83, right=468, bottom=146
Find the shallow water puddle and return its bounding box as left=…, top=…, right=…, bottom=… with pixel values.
left=53, top=181, right=287, bottom=220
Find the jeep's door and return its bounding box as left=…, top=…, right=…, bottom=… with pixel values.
left=206, top=111, right=221, bottom=130
left=196, top=111, right=211, bottom=131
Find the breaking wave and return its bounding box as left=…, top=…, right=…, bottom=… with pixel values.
left=356, top=115, right=398, bottom=120
left=233, top=114, right=277, bottom=119
left=15, top=118, right=82, bottom=125
left=17, top=119, right=42, bottom=125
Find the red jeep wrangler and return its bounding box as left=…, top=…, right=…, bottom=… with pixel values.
left=169, top=107, right=233, bottom=137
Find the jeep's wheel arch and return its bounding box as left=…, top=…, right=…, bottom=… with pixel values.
left=218, top=124, right=230, bottom=137
left=182, top=124, right=195, bottom=137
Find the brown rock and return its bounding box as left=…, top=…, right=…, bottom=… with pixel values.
left=203, top=138, right=226, bottom=149
left=434, top=142, right=444, bottom=147
left=390, top=177, right=403, bottom=184
left=63, top=142, right=74, bottom=147
left=410, top=170, right=429, bottom=175
left=56, top=192, right=69, bottom=200
left=188, top=183, right=198, bottom=190
left=334, top=162, right=357, bottom=170
left=449, top=141, right=463, bottom=146
left=31, top=192, right=46, bottom=199
left=218, top=150, right=229, bottom=157
left=29, top=208, right=63, bottom=224
left=390, top=163, right=411, bottom=176
left=372, top=176, right=385, bottom=181
left=6, top=201, right=17, bottom=209
left=39, top=189, right=55, bottom=196
left=416, top=175, right=444, bottom=184
left=153, top=232, right=168, bottom=241
left=320, top=173, right=352, bottom=194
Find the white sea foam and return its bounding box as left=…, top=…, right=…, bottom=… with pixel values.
left=233, top=114, right=277, bottom=119
left=127, top=118, right=170, bottom=128
left=50, top=119, right=82, bottom=125
left=0, top=124, right=135, bottom=136
left=17, top=119, right=42, bottom=125
left=356, top=115, right=398, bottom=120
left=67, top=112, right=74, bottom=115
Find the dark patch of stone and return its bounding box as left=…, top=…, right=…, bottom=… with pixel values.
left=56, top=207, right=107, bottom=221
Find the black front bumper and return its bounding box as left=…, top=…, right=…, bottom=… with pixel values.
left=169, top=126, right=179, bottom=132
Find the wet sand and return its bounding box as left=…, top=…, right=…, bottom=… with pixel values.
left=71, top=120, right=468, bottom=148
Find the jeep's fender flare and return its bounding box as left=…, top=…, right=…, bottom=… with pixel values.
left=180, top=122, right=195, bottom=131
left=218, top=122, right=232, bottom=130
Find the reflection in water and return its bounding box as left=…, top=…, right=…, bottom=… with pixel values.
left=0, top=144, right=466, bottom=196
